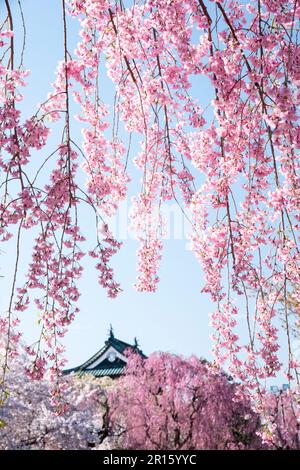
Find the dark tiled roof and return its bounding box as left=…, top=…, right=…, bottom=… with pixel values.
left=63, top=334, right=145, bottom=378
left=77, top=367, right=124, bottom=378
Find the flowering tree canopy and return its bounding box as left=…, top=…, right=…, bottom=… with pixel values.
left=0, top=347, right=111, bottom=449
left=108, top=352, right=262, bottom=450
left=0, top=0, right=299, bottom=432
left=1, top=350, right=298, bottom=450
left=108, top=352, right=299, bottom=449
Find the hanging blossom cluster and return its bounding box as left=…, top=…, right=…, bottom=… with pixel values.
left=68, top=0, right=300, bottom=430
left=0, top=0, right=125, bottom=412
left=186, top=0, right=300, bottom=407
left=0, top=0, right=299, bottom=429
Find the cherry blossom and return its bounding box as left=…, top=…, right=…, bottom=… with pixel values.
left=0, top=0, right=299, bottom=435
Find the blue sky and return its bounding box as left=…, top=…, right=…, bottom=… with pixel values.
left=0, top=0, right=290, bottom=386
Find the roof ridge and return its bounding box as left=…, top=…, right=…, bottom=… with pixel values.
left=110, top=336, right=134, bottom=345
